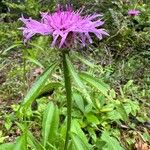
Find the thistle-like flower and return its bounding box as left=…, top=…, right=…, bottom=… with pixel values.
left=128, top=9, right=140, bottom=16
left=19, top=5, right=109, bottom=48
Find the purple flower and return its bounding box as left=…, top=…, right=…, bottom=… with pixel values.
left=128, top=9, right=140, bottom=16
left=19, top=5, right=109, bottom=48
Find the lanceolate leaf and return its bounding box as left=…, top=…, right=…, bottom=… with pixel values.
left=72, top=133, right=90, bottom=150
left=79, top=73, right=111, bottom=100
left=38, top=82, right=62, bottom=98
left=42, top=102, right=59, bottom=148
left=20, top=62, right=58, bottom=113
left=71, top=119, right=91, bottom=150
left=71, top=119, right=89, bottom=145
left=65, top=55, right=92, bottom=104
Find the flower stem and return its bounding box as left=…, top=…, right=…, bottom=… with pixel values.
left=62, top=51, right=72, bottom=150
left=23, top=49, right=27, bottom=95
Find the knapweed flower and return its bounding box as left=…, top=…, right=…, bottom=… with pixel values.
left=19, top=5, right=109, bottom=48
left=128, top=9, right=140, bottom=16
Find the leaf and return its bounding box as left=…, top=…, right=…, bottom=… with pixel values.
left=20, top=62, right=58, bottom=113
left=2, top=43, right=22, bottom=55
left=65, top=55, right=92, bottom=104
left=73, top=92, right=85, bottom=112
left=67, top=141, right=75, bottom=150
left=87, top=127, right=97, bottom=142
left=38, top=82, right=62, bottom=98
left=71, top=119, right=90, bottom=149
left=85, top=114, right=100, bottom=125
left=123, top=80, right=134, bottom=91
left=15, top=122, right=45, bottom=150
left=13, top=135, right=26, bottom=150
left=72, top=133, right=90, bottom=150
left=29, top=43, right=45, bottom=52
left=26, top=56, right=44, bottom=68
left=96, top=140, right=107, bottom=149
left=74, top=54, right=95, bottom=68
left=0, top=142, right=14, bottom=150
left=116, top=102, right=128, bottom=121
left=101, top=131, right=124, bottom=150
left=42, top=102, right=59, bottom=148
left=27, top=131, right=45, bottom=150
left=79, top=73, right=111, bottom=100
left=110, top=89, right=116, bottom=99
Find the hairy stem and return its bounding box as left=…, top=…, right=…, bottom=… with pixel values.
left=23, top=49, right=27, bottom=95
left=62, top=51, right=72, bottom=150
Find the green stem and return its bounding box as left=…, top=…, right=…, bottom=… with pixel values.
left=23, top=49, right=27, bottom=95
left=62, top=51, right=72, bottom=150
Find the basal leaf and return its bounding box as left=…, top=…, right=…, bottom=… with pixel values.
left=42, top=102, right=59, bottom=148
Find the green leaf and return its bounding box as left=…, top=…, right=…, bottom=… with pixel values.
left=110, top=89, right=116, bottom=99
left=65, top=55, right=92, bottom=104
left=85, top=114, right=100, bottom=125
left=13, top=135, right=26, bottom=150
left=29, top=43, right=45, bottom=52
left=0, top=142, right=14, bottom=150
left=116, top=102, right=128, bottom=121
left=42, top=102, right=59, bottom=148
left=101, top=131, right=124, bottom=150
left=96, top=140, right=107, bottom=149
left=0, top=137, right=6, bottom=144
left=74, top=54, right=95, bottom=68
left=72, top=133, right=90, bottom=150
left=26, top=56, right=44, bottom=68
left=71, top=119, right=90, bottom=148
left=67, top=141, right=75, bottom=150
left=79, top=73, right=111, bottom=100
left=27, top=131, right=45, bottom=150
left=123, top=80, right=133, bottom=91
left=73, top=93, right=85, bottom=112
left=20, top=62, right=58, bottom=113
left=38, top=82, right=62, bottom=98
left=2, top=43, right=22, bottom=55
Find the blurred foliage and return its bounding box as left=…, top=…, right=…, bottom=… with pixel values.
left=0, top=0, right=150, bottom=150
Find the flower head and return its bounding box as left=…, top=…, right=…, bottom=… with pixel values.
left=128, top=9, right=140, bottom=16
left=19, top=5, right=109, bottom=48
